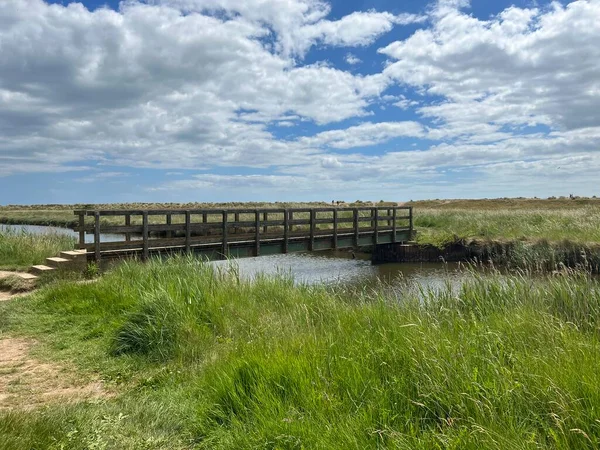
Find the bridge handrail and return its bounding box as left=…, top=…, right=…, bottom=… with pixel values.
left=75, top=206, right=413, bottom=263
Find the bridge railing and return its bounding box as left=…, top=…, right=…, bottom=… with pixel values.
left=74, top=206, right=413, bottom=263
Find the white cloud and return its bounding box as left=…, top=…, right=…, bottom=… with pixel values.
left=345, top=53, right=362, bottom=65
left=299, top=121, right=425, bottom=149
left=379, top=0, right=600, bottom=134
left=2, top=0, right=600, bottom=201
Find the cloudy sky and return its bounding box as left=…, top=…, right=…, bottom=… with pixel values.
left=1, top=0, right=599, bottom=204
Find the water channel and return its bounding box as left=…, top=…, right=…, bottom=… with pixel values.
left=2, top=223, right=472, bottom=292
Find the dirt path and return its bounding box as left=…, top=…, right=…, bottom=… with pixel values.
left=0, top=338, right=108, bottom=410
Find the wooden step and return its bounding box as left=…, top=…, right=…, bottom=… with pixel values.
left=14, top=273, right=38, bottom=281
left=46, top=257, right=72, bottom=268
left=30, top=265, right=56, bottom=275
left=60, top=250, right=88, bottom=260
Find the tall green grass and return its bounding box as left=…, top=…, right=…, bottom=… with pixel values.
left=1, top=256, right=600, bottom=448
left=415, top=207, right=600, bottom=246
left=0, top=228, right=75, bottom=271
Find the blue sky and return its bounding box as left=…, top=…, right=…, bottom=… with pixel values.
left=1, top=0, right=598, bottom=204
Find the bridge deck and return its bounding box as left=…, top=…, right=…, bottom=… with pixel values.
left=75, top=206, right=413, bottom=262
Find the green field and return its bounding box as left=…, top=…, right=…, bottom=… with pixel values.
left=1, top=256, right=600, bottom=449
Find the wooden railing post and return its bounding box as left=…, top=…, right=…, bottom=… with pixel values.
left=263, top=212, right=268, bottom=234
left=284, top=209, right=289, bottom=254
left=409, top=207, right=414, bottom=238
left=166, top=214, right=172, bottom=239
left=222, top=211, right=228, bottom=259
left=234, top=212, right=240, bottom=234
left=373, top=208, right=379, bottom=245
left=125, top=214, right=131, bottom=242
left=94, top=212, right=101, bottom=264
left=309, top=209, right=315, bottom=251
left=77, top=212, right=85, bottom=249
left=255, top=210, right=260, bottom=256
left=333, top=208, right=338, bottom=249
left=202, top=212, right=208, bottom=224
left=392, top=208, right=397, bottom=243
left=353, top=208, right=359, bottom=247
left=185, top=210, right=191, bottom=253
left=142, top=211, right=149, bottom=261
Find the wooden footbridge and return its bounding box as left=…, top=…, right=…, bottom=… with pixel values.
left=74, top=206, right=414, bottom=263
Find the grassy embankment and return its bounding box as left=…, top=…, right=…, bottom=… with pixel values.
left=2, top=256, right=600, bottom=448
left=0, top=228, right=75, bottom=271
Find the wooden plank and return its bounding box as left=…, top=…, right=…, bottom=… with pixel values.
left=185, top=211, right=191, bottom=253
left=94, top=212, right=101, bottom=264
left=84, top=206, right=411, bottom=217
left=255, top=210, right=260, bottom=256
left=142, top=211, right=149, bottom=261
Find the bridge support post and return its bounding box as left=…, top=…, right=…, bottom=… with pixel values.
left=284, top=209, right=289, bottom=253
left=94, top=212, right=101, bottom=265
left=142, top=212, right=149, bottom=261
left=353, top=208, right=359, bottom=247
left=309, top=209, right=315, bottom=251
left=166, top=214, right=172, bottom=239
left=373, top=208, right=379, bottom=245
left=255, top=210, right=260, bottom=256
left=333, top=208, right=338, bottom=249
left=125, top=214, right=131, bottom=242
left=77, top=212, right=85, bottom=249
left=222, top=211, right=228, bottom=259
left=392, top=208, right=397, bottom=243
left=185, top=211, right=191, bottom=253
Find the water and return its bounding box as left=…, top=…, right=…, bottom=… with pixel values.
left=2, top=223, right=471, bottom=291
left=0, top=223, right=137, bottom=244
left=212, top=250, right=471, bottom=293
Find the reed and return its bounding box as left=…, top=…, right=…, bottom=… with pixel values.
left=0, top=228, right=75, bottom=271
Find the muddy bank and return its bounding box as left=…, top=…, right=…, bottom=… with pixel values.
left=373, top=240, right=600, bottom=273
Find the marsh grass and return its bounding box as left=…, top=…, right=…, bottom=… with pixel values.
left=1, top=256, right=600, bottom=448
left=0, top=228, right=76, bottom=271
left=415, top=207, right=600, bottom=246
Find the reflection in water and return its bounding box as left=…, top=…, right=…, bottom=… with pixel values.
left=212, top=250, right=473, bottom=295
